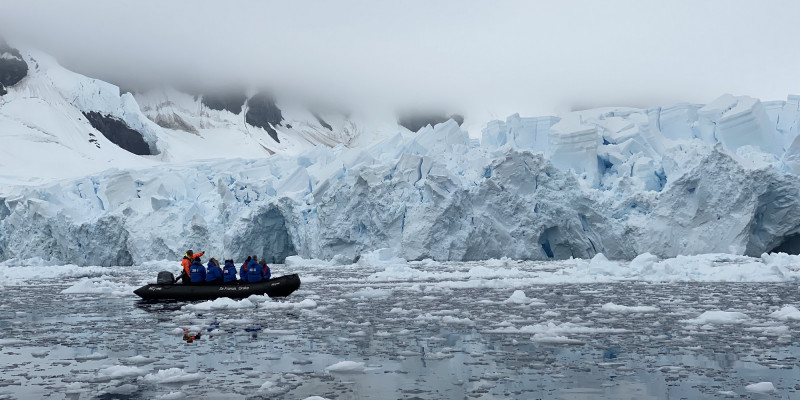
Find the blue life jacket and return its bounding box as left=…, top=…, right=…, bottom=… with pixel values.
left=189, top=260, right=206, bottom=282
left=206, top=261, right=223, bottom=282
left=223, top=261, right=237, bottom=283
left=246, top=259, right=262, bottom=282
left=239, top=262, right=248, bottom=282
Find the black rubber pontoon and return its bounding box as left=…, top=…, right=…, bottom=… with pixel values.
left=133, top=274, right=301, bottom=301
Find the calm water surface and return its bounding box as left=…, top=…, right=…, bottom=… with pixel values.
left=0, top=262, right=798, bottom=399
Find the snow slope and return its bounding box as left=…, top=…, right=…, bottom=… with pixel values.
left=2, top=45, right=800, bottom=266
left=0, top=45, right=399, bottom=186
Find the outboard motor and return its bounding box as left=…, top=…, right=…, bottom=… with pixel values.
left=157, top=271, right=175, bottom=284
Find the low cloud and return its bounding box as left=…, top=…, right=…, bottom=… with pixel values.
left=2, top=0, right=800, bottom=117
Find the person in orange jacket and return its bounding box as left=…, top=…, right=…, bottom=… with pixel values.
left=179, top=250, right=204, bottom=284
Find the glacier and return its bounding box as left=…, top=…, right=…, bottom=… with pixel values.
left=2, top=44, right=800, bottom=266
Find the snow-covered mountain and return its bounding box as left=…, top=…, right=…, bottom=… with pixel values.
left=2, top=42, right=800, bottom=267
left=0, top=42, right=408, bottom=185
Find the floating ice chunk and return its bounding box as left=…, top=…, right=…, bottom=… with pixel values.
left=169, top=327, right=185, bottom=335
left=182, top=297, right=255, bottom=311
left=745, top=382, right=775, bottom=393
left=97, top=365, right=148, bottom=378
left=504, top=290, right=529, bottom=304
left=155, top=392, right=186, bottom=400
left=142, top=368, right=203, bottom=384
left=259, top=381, right=275, bottom=390
left=628, top=253, right=658, bottom=271
left=64, top=382, right=87, bottom=394
left=467, top=265, right=525, bottom=278
left=303, top=397, right=332, bottom=400
left=486, top=321, right=626, bottom=335
left=0, top=263, right=114, bottom=285
left=600, top=303, right=659, bottom=313
left=325, top=361, right=366, bottom=373
left=122, top=355, right=155, bottom=365
left=284, top=255, right=333, bottom=267
left=357, top=248, right=407, bottom=267
left=503, top=290, right=544, bottom=305
left=532, top=334, right=584, bottom=345
left=745, top=325, right=789, bottom=336
left=761, top=252, right=800, bottom=270
left=349, top=287, right=393, bottom=299
left=0, top=338, right=25, bottom=346
left=769, top=305, right=800, bottom=321
left=577, top=253, right=622, bottom=276
left=61, top=278, right=135, bottom=297
left=441, top=316, right=474, bottom=325
left=75, top=352, right=108, bottom=361
left=260, top=298, right=317, bottom=310
left=684, top=311, right=750, bottom=324
left=542, top=310, right=560, bottom=317
left=367, top=265, right=434, bottom=281
left=31, top=349, right=49, bottom=358
left=425, top=351, right=454, bottom=360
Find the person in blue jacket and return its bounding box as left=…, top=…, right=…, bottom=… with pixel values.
left=246, top=255, right=263, bottom=283
left=205, top=258, right=223, bottom=283
left=259, top=260, right=271, bottom=280
left=222, top=259, right=237, bottom=283
left=189, top=257, right=206, bottom=283
left=239, top=256, right=251, bottom=282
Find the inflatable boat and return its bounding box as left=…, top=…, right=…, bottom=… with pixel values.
left=133, top=273, right=301, bottom=301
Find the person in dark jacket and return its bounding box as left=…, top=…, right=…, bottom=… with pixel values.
left=246, top=255, right=262, bottom=283
left=189, top=257, right=207, bottom=283
left=222, top=259, right=237, bottom=283
left=259, top=260, right=271, bottom=280
left=205, top=258, right=223, bottom=283
left=239, top=256, right=251, bottom=282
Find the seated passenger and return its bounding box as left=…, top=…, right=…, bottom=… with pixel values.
left=180, top=249, right=204, bottom=284
left=239, top=256, right=251, bottom=282
left=206, top=258, right=223, bottom=283
left=222, top=259, right=237, bottom=283
left=246, top=255, right=263, bottom=283
left=189, top=258, right=207, bottom=283
left=259, top=260, right=271, bottom=280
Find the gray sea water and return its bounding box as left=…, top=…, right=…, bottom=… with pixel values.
left=0, top=262, right=799, bottom=399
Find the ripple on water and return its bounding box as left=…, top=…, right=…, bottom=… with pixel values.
left=0, top=265, right=798, bottom=399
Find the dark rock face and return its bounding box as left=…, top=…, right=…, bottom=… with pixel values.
left=313, top=112, right=333, bottom=131
left=83, top=112, right=152, bottom=155
left=245, top=93, right=283, bottom=143
left=0, top=39, right=28, bottom=96
left=201, top=92, right=247, bottom=114
left=398, top=113, right=464, bottom=132
left=152, top=112, right=198, bottom=133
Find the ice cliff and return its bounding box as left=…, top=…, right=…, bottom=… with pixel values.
left=2, top=45, right=800, bottom=266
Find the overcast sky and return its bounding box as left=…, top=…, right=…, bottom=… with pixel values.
left=2, top=0, right=800, bottom=118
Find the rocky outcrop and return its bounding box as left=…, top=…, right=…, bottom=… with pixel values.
left=0, top=39, right=28, bottom=96
left=83, top=112, right=153, bottom=155
left=245, top=93, right=284, bottom=142
left=201, top=92, right=247, bottom=114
